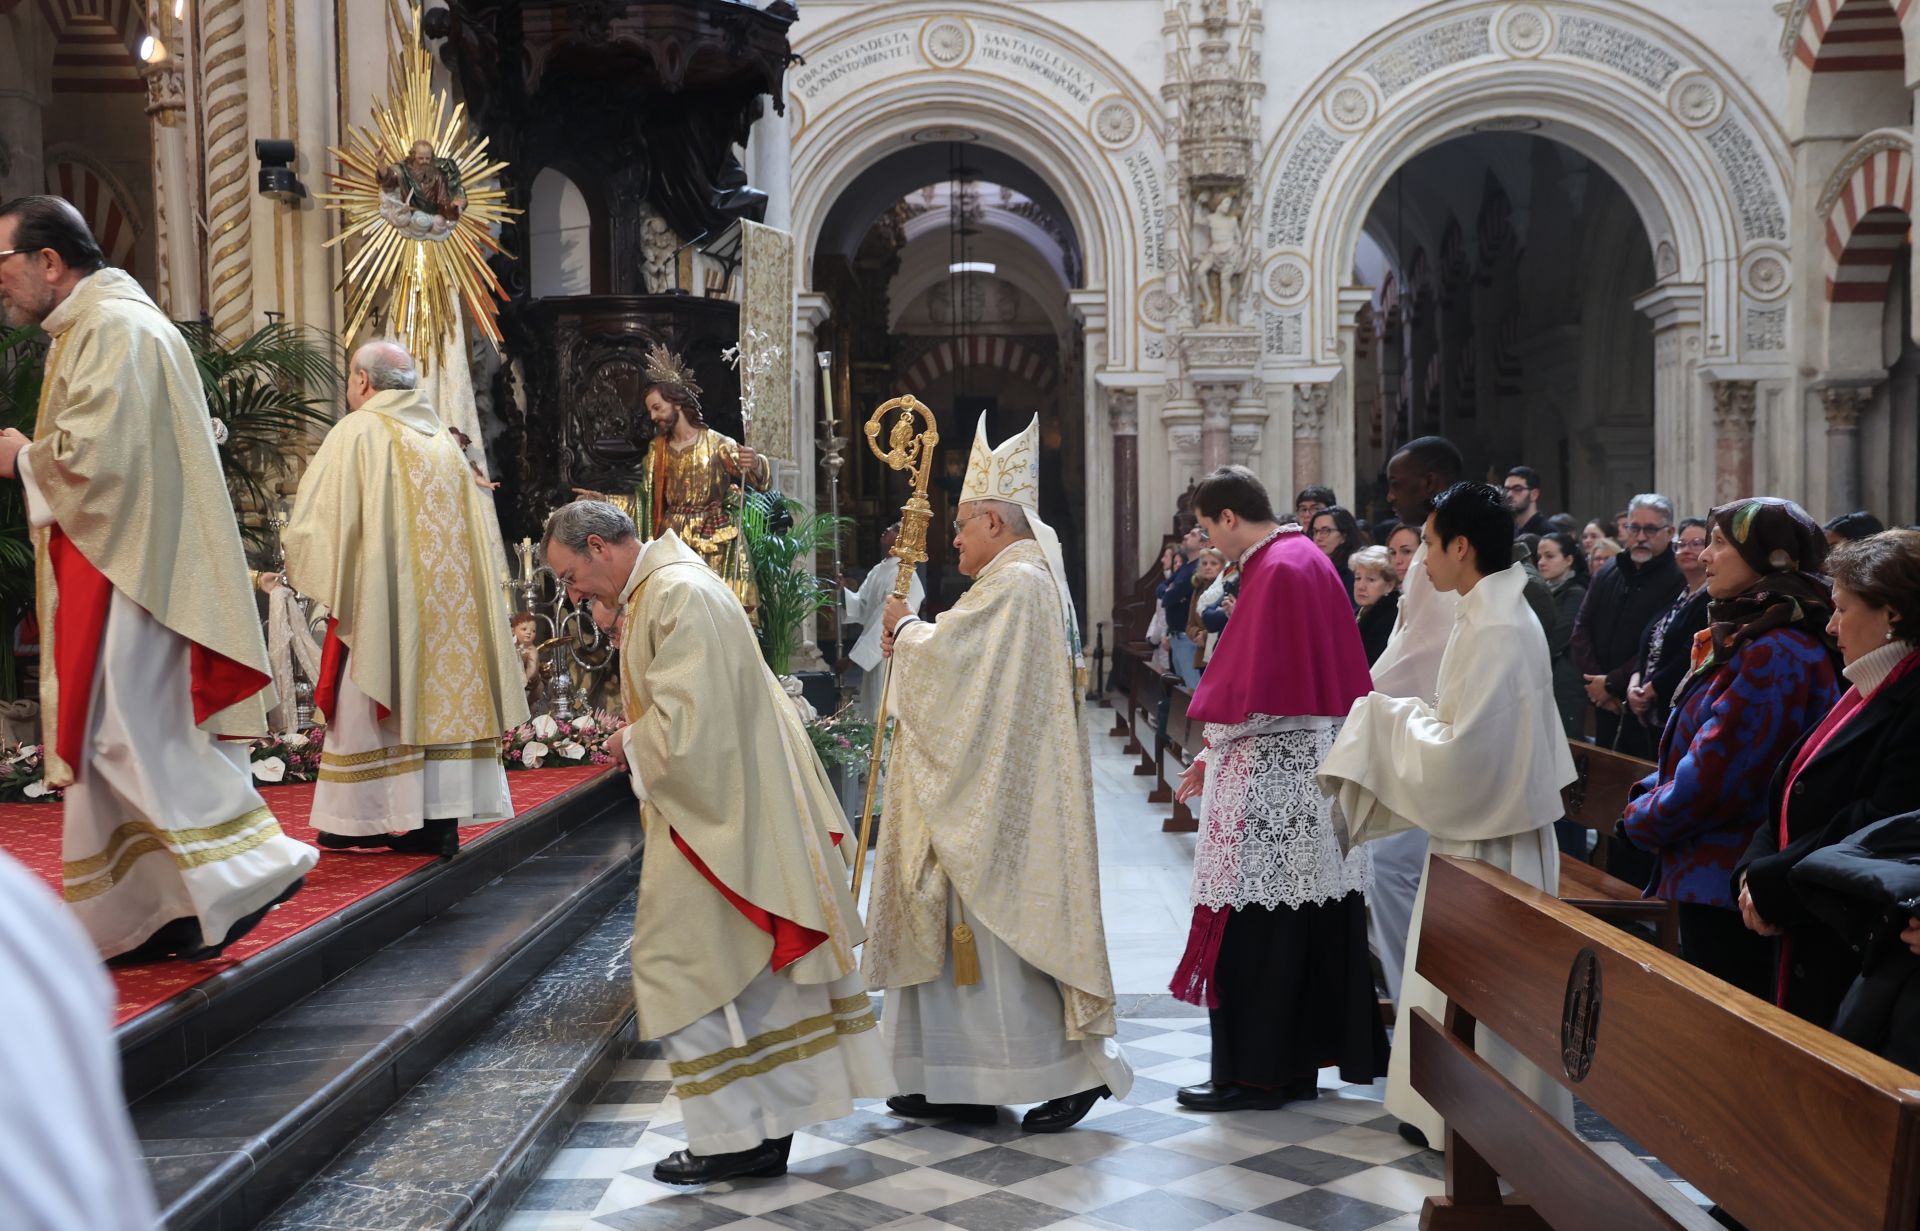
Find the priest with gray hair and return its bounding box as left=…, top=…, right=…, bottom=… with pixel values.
left=282, top=337, right=527, bottom=858
left=867, top=414, right=1132, bottom=1133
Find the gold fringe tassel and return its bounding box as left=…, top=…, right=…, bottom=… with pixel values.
left=951, top=922, right=982, bottom=987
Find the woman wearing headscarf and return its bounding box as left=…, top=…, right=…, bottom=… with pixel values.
left=1734, top=529, right=1920, bottom=1026
left=1617, top=499, right=1843, bottom=996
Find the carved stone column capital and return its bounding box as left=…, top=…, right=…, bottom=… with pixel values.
left=1291, top=382, right=1329, bottom=438
left=144, top=64, right=186, bottom=126
left=1196, top=381, right=1237, bottom=426
left=1820, top=385, right=1871, bottom=432
left=1710, top=379, right=1756, bottom=433
left=1108, top=387, right=1140, bottom=437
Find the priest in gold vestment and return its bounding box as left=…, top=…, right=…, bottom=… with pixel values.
left=541, top=500, right=891, bottom=1185
left=0, top=196, right=315, bottom=959
left=283, top=341, right=527, bottom=858
left=869, top=415, right=1132, bottom=1133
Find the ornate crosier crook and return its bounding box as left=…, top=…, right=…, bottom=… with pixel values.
left=850, top=396, right=939, bottom=904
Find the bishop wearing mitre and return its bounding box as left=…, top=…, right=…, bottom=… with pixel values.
left=870, top=415, right=1133, bottom=1133
left=0, top=196, right=315, bottom=960
left=1318, top=481, right=1577, bottom=1148
left=540, top=501, right=892, bottom=1186
left=283, top=340, right=527, bottom=859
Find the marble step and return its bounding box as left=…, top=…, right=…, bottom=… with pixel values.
left=129, top=796, right=645, bottom=1231
left=255, top=892, right=639, bottom=1231
left=120, top=771, right=631, bottom=1105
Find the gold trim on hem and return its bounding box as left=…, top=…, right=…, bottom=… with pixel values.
left=672, top=1031, right=842, bottom=1100
left=322, top=743, right=424, bottom=767
left=833, top=1012, right=878, bottom=1037
left=63, top=811, right=286, bottom=902
left=318, top=756, right=426, bottom=784
left=63, top=806, right=276, bottom=878
left=424, top=743, right=502, bottom=763
left=668, top=1011, right=837, bottom=1078
left=830, top=992, right=873, bottom=1016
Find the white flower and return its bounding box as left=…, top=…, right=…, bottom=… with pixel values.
left=521, top=741, right=549, bottom=768
left=283, top=731, right=311, bottom=748
left=556, top=740, right=586, bottom=760
left=23, top=780, right=48, bottom=798
left=18, top=745, right=37, bottom=758
left=209, top=417, right=229, bottom=445
left=252, top=756, right=288, bottom=783
left=572, top=717, right=595, bottom=734
left=531, top=714, right=560, bottom=740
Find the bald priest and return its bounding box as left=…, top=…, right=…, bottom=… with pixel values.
left=869, top=414, right=1133, bottom=1133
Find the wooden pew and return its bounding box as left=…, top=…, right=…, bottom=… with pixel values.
left=1411, top=855, right=1920, bottom=1231
left=1160, top=683, right=1202, bottom=833
left=1559, top=740, right=1678, bottom=953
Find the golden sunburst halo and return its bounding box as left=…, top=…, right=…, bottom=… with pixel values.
left=319, top=4, right=517, bottom=371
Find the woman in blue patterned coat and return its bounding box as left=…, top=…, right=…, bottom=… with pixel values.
left=1618, top=498, right=1843, bottom=998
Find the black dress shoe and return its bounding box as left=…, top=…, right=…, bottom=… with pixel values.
left=179, top=876, right=307, bottom=961
left=652, top=1136, right=792, bottom=1185
left=1175, top=1081, right=1286, bottom=1112
left=385, top=818, right=458, bottom=859
left=1397, top=1122, right=1430, bottom=1148
left=108, top=916, right=204, bottom=965
left=315, top=831, right=390, bottom=850
left=887, top=1093, right=998, bottom=1123
left=1022, top=1085, right=1110, bottom=1133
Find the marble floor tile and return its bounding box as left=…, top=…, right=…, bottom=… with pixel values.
left=1295, top=1127, right=1421, bottom=1166
left=755, top=1191, right=911, bottom=1231
left=698, top=1175, right=837, bottom=1216
left=840, top=1167, right=996, bottom=1214
left=1163, top=1162, right=1310, bottom=1211
left=786, top=1146, right=919, bottom=1190
left=855, top=1125, right=996, bottom=1166
left=930, top=1144, right=1069, bottom=1187
left=1001, top=1162, right=1154, bottom=1213
left=521, top=1178, right=616, bottom=1212
left=1318, top=1165, right=1445, bottom=1213
left=589, top=1195, right=743, bottom=1231
left=1251, top=1188, right=1403, bottom=1231
left=1233, top=1146, right=1376, bottom=1187
left=921, top=1189, right=1076, bottom=1231
left=1086, top=1188, right=1238, bottom=1231
left=1082, top=1142, right=1218, bottom=1186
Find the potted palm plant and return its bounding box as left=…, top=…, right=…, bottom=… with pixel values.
left=738, top=489, right=849, bottom=687
left=175, top=320, right=341, bottom=557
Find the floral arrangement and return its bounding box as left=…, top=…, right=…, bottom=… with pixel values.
left=806, top=706, right=876, bottom=771
left=248, top=729, right=324, bottom=785
left=504, top=711, right=628, bottom=770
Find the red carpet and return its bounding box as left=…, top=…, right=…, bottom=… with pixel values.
left=0, top=765, right=614, bottom=1024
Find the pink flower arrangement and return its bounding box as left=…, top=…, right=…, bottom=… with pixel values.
left=502, top=710, right=627, bottom=771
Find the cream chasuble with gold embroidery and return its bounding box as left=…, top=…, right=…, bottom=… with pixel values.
left=283, top=388, right=526, bottom=833
left=17, top=269, right=313, bottom=956
left=614, top=533, right=890, bottom=1152
left=865, top=537, right=1131, bottom=1104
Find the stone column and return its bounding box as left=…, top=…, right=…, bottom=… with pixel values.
left=794, top=291, right=830, bottom=645
left=1635, top=285, right=1707, bottom=524
left=145, top=62, right=202, bottom=317
left=0, top=15, right=48, bottom=202
left=1197, top=382, right=1235, bottom=471
left=1711, top=379, right=1757, bottom=504
left=1292, top=382, right=1329, bottom=495
left=1109, top=388, right=1139, bottom=588
left=1821, top=385, right=1871, bottom=518
left=747, top=88, right=792, bottom=233
left=200, top=0, right=254, bottom=338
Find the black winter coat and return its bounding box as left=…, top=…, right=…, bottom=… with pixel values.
left=1736, top=658, right=1920, bottom=1024
left=1571, top=547, right=1685, bottom=699
left=1789, top=812, right=1920, bottom=1069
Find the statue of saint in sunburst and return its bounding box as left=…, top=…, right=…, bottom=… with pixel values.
left=320, top=7, right=515, bottom=371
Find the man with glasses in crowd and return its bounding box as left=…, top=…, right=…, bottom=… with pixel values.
left=1504, top=466, right=1552, bottom=539
left=1572, top=493, right=1685, bottom=757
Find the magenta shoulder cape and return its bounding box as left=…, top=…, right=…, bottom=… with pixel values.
left=1187, top=528, right=1374, bottom=724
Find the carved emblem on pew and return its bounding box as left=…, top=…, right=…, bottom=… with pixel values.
left=1560, top=947, right=1603, bottom=1082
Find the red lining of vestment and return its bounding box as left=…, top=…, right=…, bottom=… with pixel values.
left=314, top=619, right=388, bottom=724
left=48, top=529, right=271, bottom=774
left=669, top=828, right=839, bottom=971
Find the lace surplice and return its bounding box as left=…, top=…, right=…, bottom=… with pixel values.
left=1189, top=714, right=1371, bottom=911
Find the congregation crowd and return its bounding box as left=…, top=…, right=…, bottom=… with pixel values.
left=1151, top=443, right=1920, bottom=1083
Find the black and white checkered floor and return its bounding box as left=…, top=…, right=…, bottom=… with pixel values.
left=505, top=1012, right=1446, bottom=1231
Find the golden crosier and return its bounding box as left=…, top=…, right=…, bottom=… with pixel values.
left=850, top=396, right=939, bottom=907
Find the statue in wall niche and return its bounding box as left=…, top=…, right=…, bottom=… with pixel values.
left=376, top=140, right=466, bottom=241
left=1193, top=193, right=1253, bottom=326
left=642, top=215, right=679, bottom=293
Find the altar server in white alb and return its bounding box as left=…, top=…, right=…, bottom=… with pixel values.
left=841, top=520, right=923, bottom=721
left=870, top=415, right=1132, bottom=1133
left=0, top=195, right=314, bottom=961
left=283, top=340, right=528, bottom=859
left=1319, top=480, right=1577, bottom=1148
left=541, top=501, right=892, bottom=1186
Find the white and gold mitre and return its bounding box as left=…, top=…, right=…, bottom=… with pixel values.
left=959, top=414, right=1040, bottom=510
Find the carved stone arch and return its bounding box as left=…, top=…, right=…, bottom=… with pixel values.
left=1260, top=0, right=1791, bottom=522
left=1815, top=130, right=1913, bottom=370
